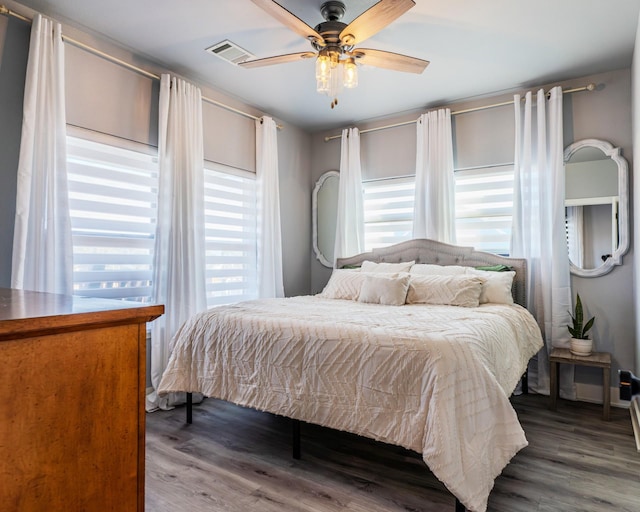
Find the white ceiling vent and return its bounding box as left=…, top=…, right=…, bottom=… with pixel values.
left=205, top=40, right=254, bottom=65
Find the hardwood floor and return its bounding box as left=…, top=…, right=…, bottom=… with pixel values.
left=145, top=394, right=639, bottom=512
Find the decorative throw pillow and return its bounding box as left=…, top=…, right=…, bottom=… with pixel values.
left=474, top=264, right=512, bottom=272
left=318, top=269, right=366, bottom=300
left=465, top=268, right=515, bottom=304
left=405, top=274, right=485, bottom=307
left=409, top=263, right=469, bottom=276
left=360, top=260, right=415, bottom=273
left=357, top=273, right=411, bottom=306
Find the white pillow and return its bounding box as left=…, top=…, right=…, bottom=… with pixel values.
left=406, top=274, right=485, bottom=307
left=357, top=273, right=410, bottom=306
left=360, top=260, right=415, bottom=273
left=465, top=269, right=515, bottom=304
left=410, top=263, right=469, bottom=276
left=318, top=269, right=367, bottom=300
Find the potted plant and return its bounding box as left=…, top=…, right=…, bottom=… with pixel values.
left=568, top=293, right=595, bottom=356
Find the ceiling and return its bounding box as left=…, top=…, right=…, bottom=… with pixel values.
left=11, top=0, right=640, bottom=132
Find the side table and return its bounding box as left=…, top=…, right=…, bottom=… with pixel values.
left=549, top=347, right=611, bottom=421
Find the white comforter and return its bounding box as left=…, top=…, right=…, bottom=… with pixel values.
left=158, top=296, right=543, bottom=512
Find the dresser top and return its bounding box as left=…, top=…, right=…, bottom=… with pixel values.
left=0, top=288, right=164, bottom=339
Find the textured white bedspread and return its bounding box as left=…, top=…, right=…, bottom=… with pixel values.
left=158, top=296, right=543, bottom=512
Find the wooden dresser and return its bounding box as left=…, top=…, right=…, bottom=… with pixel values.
left=0, top=288, right=163, bottom=512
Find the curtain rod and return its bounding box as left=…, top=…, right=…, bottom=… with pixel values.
left=323, top=83, right=597, bottom=142
left=0, top=5, right=282, bottom=128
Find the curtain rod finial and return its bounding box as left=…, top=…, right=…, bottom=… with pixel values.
left=586, top=83, right=596, bottom=92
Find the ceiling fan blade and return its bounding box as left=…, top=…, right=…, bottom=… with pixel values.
left=250, top=0, right=325, bottom=45
left=239, top=52, right=316, bottom=68
left=353, top=48, right=429, bottom=74
left=339, top=0, right=415, bottom=46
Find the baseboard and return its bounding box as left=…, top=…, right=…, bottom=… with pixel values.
left=575, top=382, right=629, bottom=409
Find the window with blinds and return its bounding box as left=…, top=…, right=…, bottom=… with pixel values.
left=204, top=162, right=258, bottom=307
left=67, top=135, right=158, bottom=302
left=362, top=164, right=514, bottom=255
left=363, top=176, right=415, bottom=250
left=454, top=164, right=514, bottom=255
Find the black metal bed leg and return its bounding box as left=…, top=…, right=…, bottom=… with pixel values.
left=186, top=392, right=193, bottom=424
left=522, top=368, right=529, bottom=394
left=292, top=419, right=301, bottom=460
left=455, top=497, right=466, bottom=511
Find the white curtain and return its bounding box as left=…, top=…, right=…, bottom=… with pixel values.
left=256, top=116, right=284, bottom=298
left=334, top=127, right=365, bottom=261
left=147, top=74, right=207, bottom=411
left=412, top=109, right=456, bottom=243
left=12, top=14, right=72, bottom=295
left=511, top=87, right=574, bottom=397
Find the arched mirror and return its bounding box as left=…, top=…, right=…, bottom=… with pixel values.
left=564, top=139, right=629, bottom=277
left=313, top=170, right=339, bottom=267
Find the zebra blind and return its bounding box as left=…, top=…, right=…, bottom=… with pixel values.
left=454, top=164, right=514, bottom=255
left=362, top=165, right=514, bottom=255
left=67, top=135, right=158, bottom=302
left=363, top=176, right=415, bottom=250
left=203, top=162, right=258, bottom=307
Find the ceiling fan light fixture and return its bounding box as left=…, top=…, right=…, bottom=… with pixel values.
left=315, top=50, right=331, bottom=81
left=329, top=48, right=340, bottom=68
left=343, top=57, right=358, bottom=88
left=317, top=58, right=345, bottom=99
left=316, top=79, right=329, bottom=94
left=246, top=0, right=426, bottom=108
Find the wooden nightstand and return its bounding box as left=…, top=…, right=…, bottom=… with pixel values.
left=549, top=347, right=611, bottom=421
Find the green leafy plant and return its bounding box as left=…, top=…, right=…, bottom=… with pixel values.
left=568, top=293, right=595, bottom=340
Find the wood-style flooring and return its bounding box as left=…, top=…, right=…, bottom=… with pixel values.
left=145, top=394, right=639, bottom=512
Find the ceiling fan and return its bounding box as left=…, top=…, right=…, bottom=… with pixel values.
left=240, top=0, right=429, bottom=108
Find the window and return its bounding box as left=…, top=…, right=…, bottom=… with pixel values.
left=67, top=135, right=158, bottom=302
left=454, top=165, right=514, bottom=255
left=67, top=137, right=257, bottom=306
left=362, top=164, right=514, bottom=255
left=363, top=176, right=414, bottom=250
left=203, top=162, right=257, bottom=307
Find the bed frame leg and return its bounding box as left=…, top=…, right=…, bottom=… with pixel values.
left=522, top=368, right=529, bottom=394
left=292, top=419, right=301, bottom=459
left=455, top=497, right=466, bottom=511
left=186, top=392, right=193, bottom=424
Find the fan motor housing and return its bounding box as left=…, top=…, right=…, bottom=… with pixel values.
left=320, top=1, right=346, bottom=21
left=312, top=20, right=347, bottom=48
left=312, top=1, right=352, bottom=52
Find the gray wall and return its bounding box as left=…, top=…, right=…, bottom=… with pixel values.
left=562, top=69, right=634, bottom=389
left=278, top=121, right=312, bottom=297
left=310, top=68, right=635, bottom=393
left=0, top=16, right=29, bottom=287
left=0, top=8, right=312, bottom=297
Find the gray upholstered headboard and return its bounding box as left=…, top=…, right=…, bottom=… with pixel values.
left=336, top=238, right=527, bottom=308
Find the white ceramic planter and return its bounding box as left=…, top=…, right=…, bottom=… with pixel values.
left=570, top=337, right=593, bottom=356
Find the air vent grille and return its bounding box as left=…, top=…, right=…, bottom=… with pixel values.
left=205, top=40, right=254, bottom=65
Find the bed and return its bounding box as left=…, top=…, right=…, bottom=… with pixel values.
left=158, top=238, right=543, bottom=512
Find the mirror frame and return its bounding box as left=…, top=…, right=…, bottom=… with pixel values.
left=564, top=138, right=629, bottom=277
left=312, top=170, right=339, bottom=268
